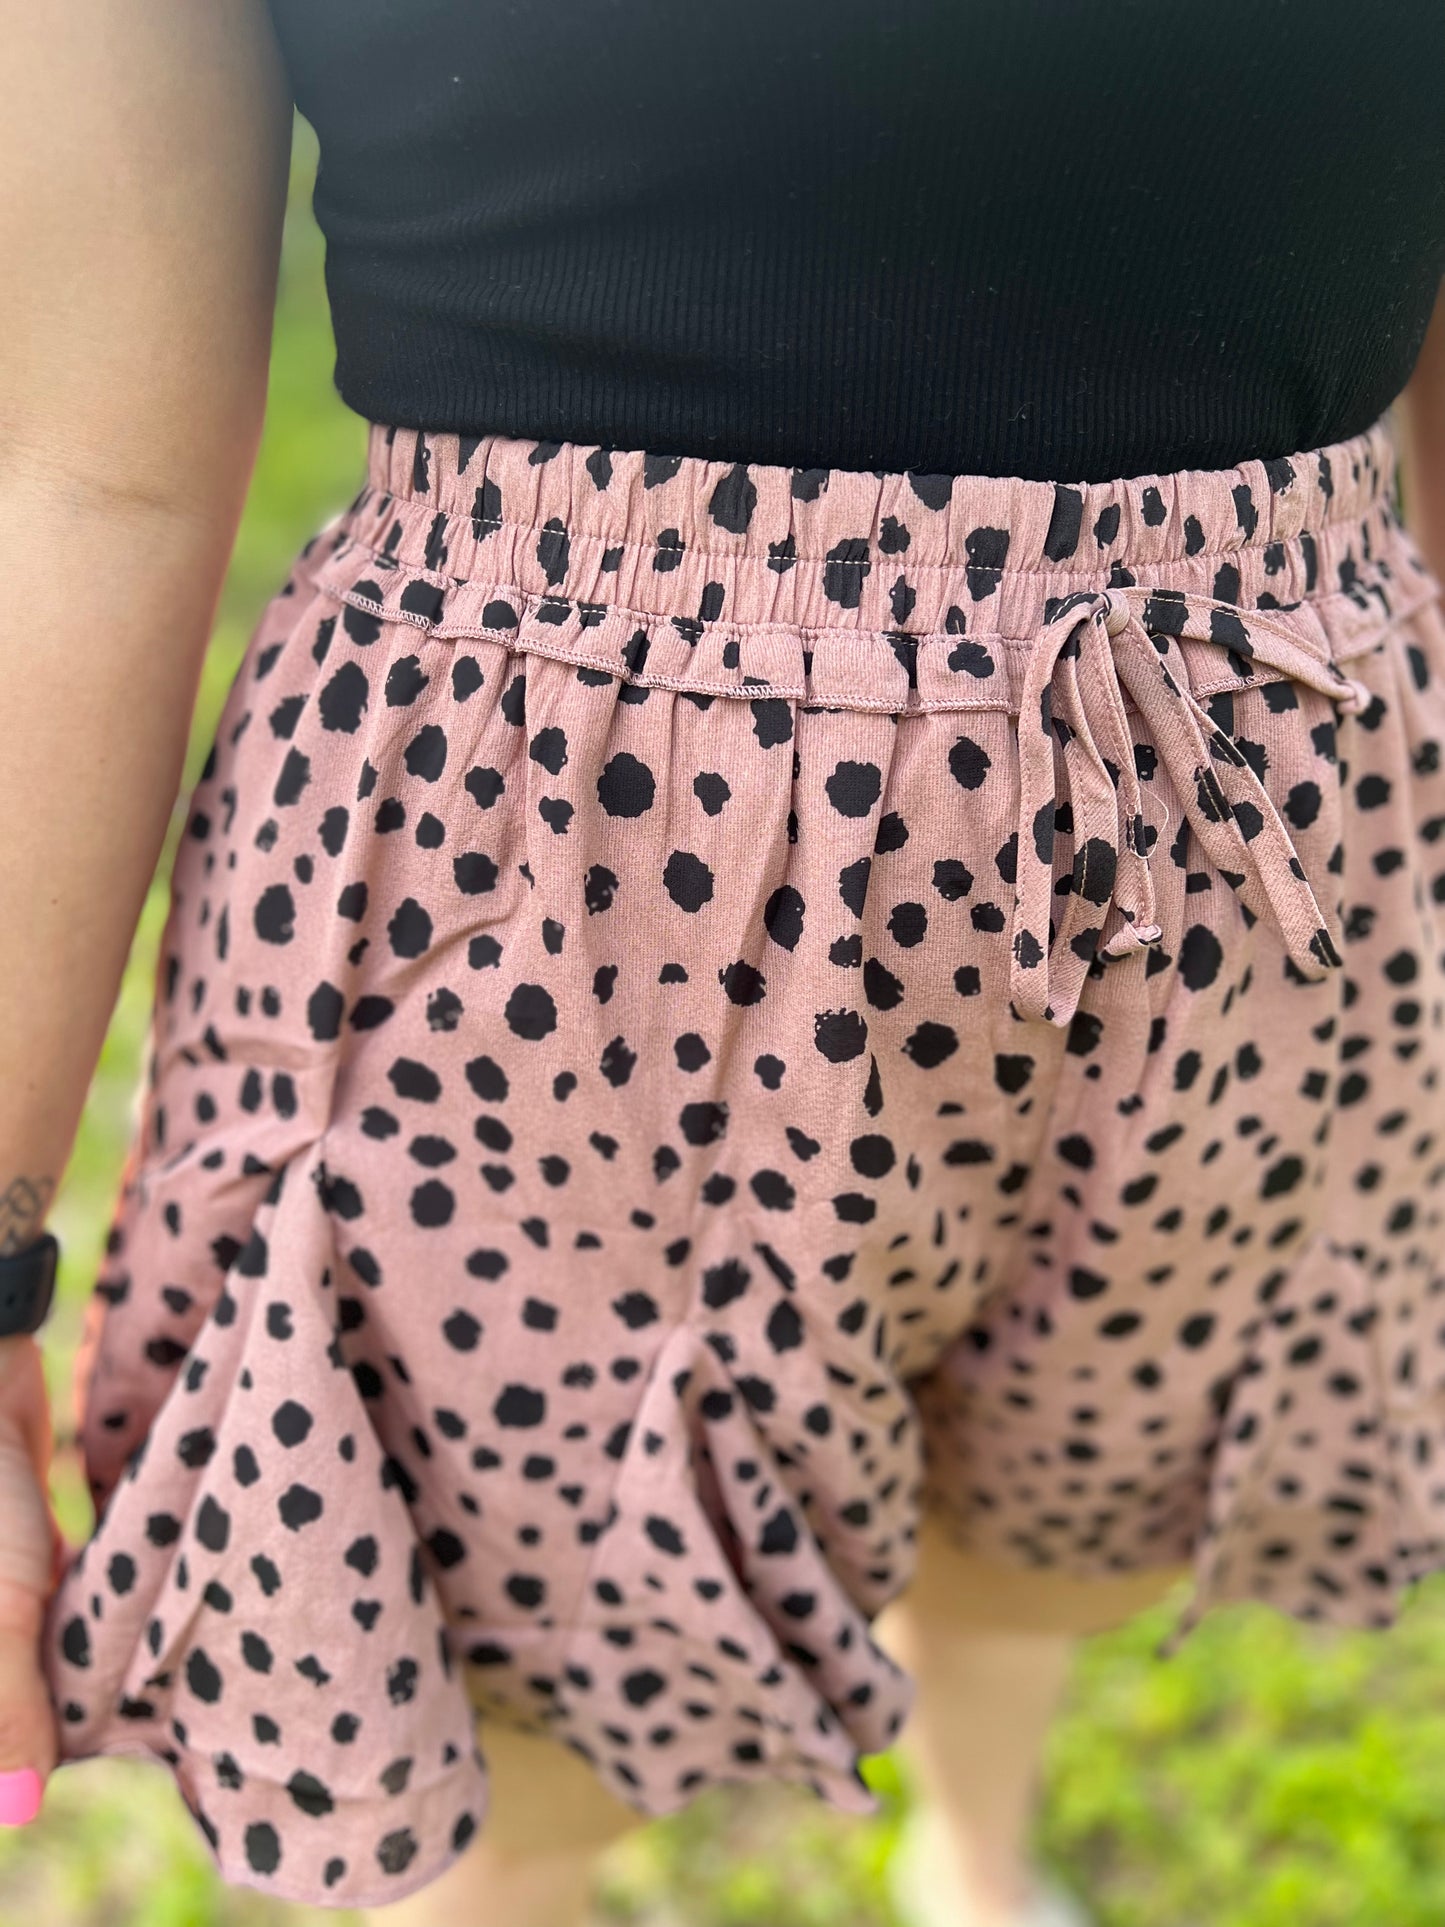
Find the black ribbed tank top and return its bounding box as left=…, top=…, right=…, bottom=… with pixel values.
left=265, top=0, right=1445, bottom=481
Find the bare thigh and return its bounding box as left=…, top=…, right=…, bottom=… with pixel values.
left=468, top=1710, right=650, bottom=1858
left=360, top=1715, right=650, bottom=1925
left=875, top=1503, right=1194, bottom=1653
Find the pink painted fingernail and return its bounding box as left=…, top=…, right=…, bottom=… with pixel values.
left=0, top=1769, right=42, bottom=1825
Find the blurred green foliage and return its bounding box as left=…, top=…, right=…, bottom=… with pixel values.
left=8, top=111, right=1445, bottom=1927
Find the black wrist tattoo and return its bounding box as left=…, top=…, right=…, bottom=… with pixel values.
left=0, top=1177, right=55, bottom=1256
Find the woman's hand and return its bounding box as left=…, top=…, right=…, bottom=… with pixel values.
left=0, top=1335, right=67, bottom=1825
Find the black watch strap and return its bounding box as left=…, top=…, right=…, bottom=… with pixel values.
left=0, top=1232, right=59, bottom=1338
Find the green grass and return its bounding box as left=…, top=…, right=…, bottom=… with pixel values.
left=9, top=110, right=1445, bottom=1927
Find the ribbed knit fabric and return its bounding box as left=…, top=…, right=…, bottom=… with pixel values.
left=266, top=0, right=1445, bottom=482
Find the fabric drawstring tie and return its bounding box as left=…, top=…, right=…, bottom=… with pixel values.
left=1008, top=587, right=1373, bottom=1028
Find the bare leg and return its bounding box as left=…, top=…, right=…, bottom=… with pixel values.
left=361, top=1714, right=648, bottom=1927
left=873, top=1507, right=1191, bottom=1926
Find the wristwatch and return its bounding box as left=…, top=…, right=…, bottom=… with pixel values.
left=0, top=1232, right=59, bottom=1338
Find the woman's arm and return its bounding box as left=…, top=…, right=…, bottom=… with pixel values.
left=1393, top=274, right=1445, bottom=584
left=0, top=0, right=293, bottom=1803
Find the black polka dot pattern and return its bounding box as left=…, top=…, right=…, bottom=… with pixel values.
left=40, top=414, right=1445, bottom=1907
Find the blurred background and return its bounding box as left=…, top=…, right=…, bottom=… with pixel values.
left=7, top=115, right=1445, bottom=1927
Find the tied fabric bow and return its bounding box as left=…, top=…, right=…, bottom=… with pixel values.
left=1008, top=587, right=1373, bottom=1028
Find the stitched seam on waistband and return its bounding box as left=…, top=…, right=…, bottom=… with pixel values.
left=296, top=536, right=1406, bottom=665
left=348, top=626, right=1368, bottom=717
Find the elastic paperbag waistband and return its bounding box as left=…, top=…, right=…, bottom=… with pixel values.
left=289, top=413, right=1433, bottom=717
